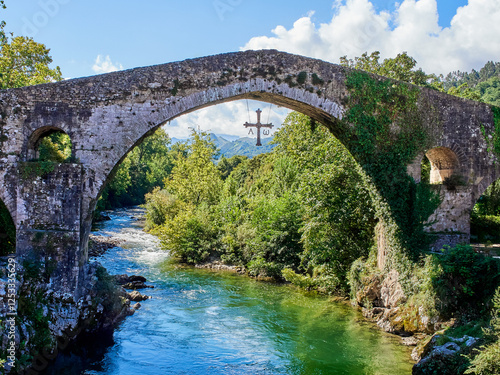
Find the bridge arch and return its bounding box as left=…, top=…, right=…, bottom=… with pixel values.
left=83, top=80, right=347, bottom=234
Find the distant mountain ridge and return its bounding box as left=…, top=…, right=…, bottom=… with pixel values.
left=170, top=133, right=275, bottom=159
left=210, top=134, right=275, bottom=159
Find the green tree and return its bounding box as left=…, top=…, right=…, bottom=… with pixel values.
left=477, top=77, right=500, bottom=106
left=447, top=83, right=482, bottom=102
left=274, top=113, right=376, bottom=292
left=246, top=192, right=303, bottom=278
left=0, top=35, right=62, bottom=89
left=146, top=130, right=223, bottom=263
left=217, top=155, right=248, bottom=180
left=98, top=128, right=173, bottom=210
left=38, top=132, right=72, bottom=162
left=165, top=129, right=223, bottom=206
left=466, top=287, right=500, bottom=375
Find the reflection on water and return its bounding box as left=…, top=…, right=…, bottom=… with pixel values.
left=45, top=208, right=414, bottom=375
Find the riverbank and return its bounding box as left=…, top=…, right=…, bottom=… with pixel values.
left=54, top=207, right=415, bottom=374
left=89, top=208, right=500, bottom=375
left=89, top=212, right=496, bottom=375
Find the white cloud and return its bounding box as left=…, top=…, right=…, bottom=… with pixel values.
left=241, top=0, right=500, bottom=75
left=164, top=100, right=291, bottom=139
left=92, top=55, right=124, bottom=74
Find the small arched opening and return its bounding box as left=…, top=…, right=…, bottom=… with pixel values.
left=420, top=147, right=465, bottom=189
left=27, top=127, right=73, bottom=162
left=426, top=147, right=460, bottom=184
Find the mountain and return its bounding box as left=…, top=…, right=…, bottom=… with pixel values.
left=170, top=133, right=276, bottom=159
left=210, top=134, right=275, bottom=159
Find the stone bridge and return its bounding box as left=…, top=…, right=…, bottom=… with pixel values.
left=0, top=50, right=498, bottom=295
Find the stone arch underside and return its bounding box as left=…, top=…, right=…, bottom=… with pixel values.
left=0, top=49, right=498, bottom=293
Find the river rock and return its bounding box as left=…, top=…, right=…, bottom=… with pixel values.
left=123, top=281, right=154, bottom=290
left=412, top=334, right=480, bottom=375
left=195, top=261, right=246, bottom=274
left=114, top=274, right=147, bottom=285
left=356, top=275, right=382, bottom=306
left=88, top=235, right=124, bottom=257
left=127, top=291, right=151, bottom=302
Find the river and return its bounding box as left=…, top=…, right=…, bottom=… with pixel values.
left=43, top=207, right=414, bottom=375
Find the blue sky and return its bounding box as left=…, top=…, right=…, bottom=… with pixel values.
left=2, top=0, right=496, bottom=138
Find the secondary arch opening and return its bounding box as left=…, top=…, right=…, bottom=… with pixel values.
left=422, top=146, right=464, bottom=188
left=471, top=179, right=500, bottom=253
left=27, top=127, right=73, bottom=162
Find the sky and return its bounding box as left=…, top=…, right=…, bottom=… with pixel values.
left=2, top=0, right=498, bottom=139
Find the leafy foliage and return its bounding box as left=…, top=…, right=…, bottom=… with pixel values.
left=339, top=69, right=439, bottom=267
left=165, top=129, right=222, bottom=206
left=0, top=35, right=62, bottom=89
left=146, top=113, right=375, bottom=292
left=37, top=131, right=72, bottom=162
left=217, top=155, right=248, bottom=180
left=443, top=60, right=500, bottom=105
left=340, top=51, right=440, bottom=88
left=471, top=212, right=500, bottom=243
left=477, top=77, right=500, bottom=106
left=465, top=287, right=500, bottom=375
left=97, top=128, right=174, bottom=211
left=433, top=245, right=500, bottom=318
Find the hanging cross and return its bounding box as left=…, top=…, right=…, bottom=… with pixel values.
left=244, top=109, right=273, bottom=146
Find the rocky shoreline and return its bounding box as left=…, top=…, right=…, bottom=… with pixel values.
left=353, top=270, right=482, bottom=372
left=194, top=260, right=246, bottom=274
left=88, top=234, right=124, bottom=257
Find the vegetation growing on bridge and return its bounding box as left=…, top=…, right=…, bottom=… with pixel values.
left=339, top=69, right=440, bottom=267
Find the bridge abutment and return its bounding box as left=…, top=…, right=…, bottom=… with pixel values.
left=15, top=163, right=85, bottom=295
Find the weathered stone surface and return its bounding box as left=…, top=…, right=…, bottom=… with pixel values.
left=380, top=270, right=406, bottom=308
left=88, top=235, right=123, bottom=257
left=123, top=281, right=154, bottom=290
left=412, top=333, right=480, bottom=373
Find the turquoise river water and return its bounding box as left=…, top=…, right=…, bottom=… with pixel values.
left=43, top=208, right=414, bottom=375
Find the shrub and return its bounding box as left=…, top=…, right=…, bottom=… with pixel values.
left=247, top=257, right=282, bottom=279
left=434, top=245, right=500, bottom=318
left=157, top=204, right=218, bottom=264
left=466, top=287, right=500, bottom=375
left=144, top=188, right=183, bottom=230
left=470, top=213, right=500, bottom=242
